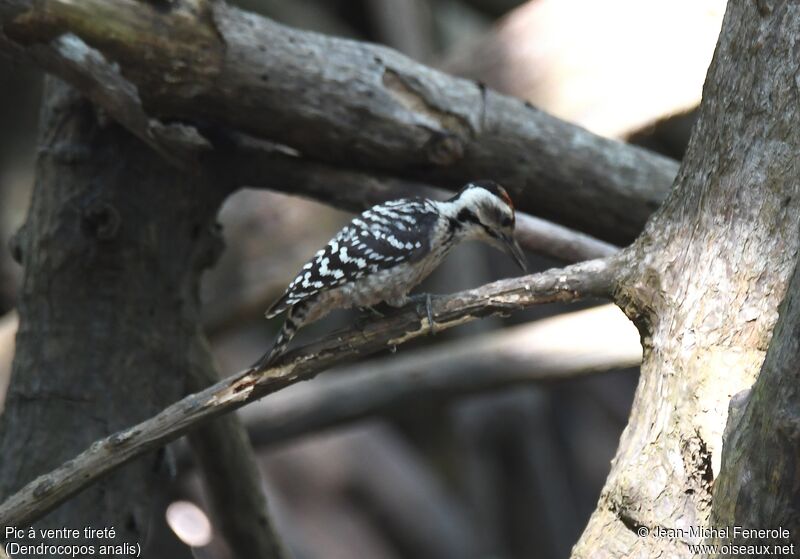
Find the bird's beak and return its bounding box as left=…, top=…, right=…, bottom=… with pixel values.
left=501, top=234, right=528, bottom=272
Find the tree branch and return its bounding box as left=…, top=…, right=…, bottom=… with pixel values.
left=0, top=25, right=618, bottom=265
left=0, top=256, right=621, bottom=527
left=0, top=0, right=678, bottom=243
left=239, top=304, right=641, bottom=448
left=183, top=340, right=287, bottom=559
left=208, top=137, right=621, bottom=262
left=197, top=163, right=620, bottom=334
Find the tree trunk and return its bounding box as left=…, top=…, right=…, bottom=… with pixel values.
left=0, top=79, right=279, bottom=556
left=572, top=1, right=800, bottom=556
left=710, top=238, right=800, bottom=552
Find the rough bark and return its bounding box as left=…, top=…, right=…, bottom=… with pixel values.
left=572, top=1, right=800, bottom=556
left=710, top=221, right=800, bottom=547
left=0, top=256, right=620, bottom=527
left=0, top=80, right=283, bottom=557
left=0, top=0, right=679, bottom=244
left=0, top=79, right=198, bottom=554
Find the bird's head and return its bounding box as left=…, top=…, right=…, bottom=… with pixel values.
left=446, top=180, right=527, bottom=272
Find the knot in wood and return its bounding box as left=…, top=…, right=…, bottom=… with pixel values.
left=81, top=201, right=121, bottom=241
left=755, top=0, right=773, bottom=16
left=33, top=479, right=54, bottom=498
left=425, top=132, right=464, bottom=166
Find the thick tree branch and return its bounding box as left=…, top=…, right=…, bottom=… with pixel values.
left=210, top=138, right=621, bottom=262
left=239, top=304, right=641, bottom=448
left=0, top=0, right=678, bottom=243
left=0, top=256, right=621, bottom=527
left=0, top=25, right=618, bottom=264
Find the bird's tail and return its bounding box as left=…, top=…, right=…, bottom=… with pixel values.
left=252, top=301, right=312, bottom=370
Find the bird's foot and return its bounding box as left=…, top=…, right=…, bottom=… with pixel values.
left=407, top=293, right=436, bottom=335
left=355, top=305, right=385, bottom=330
left=359, top=305, right=386, bottom=319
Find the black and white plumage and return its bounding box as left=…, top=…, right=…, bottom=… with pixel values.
left=257, top=180, right=526, bottom=367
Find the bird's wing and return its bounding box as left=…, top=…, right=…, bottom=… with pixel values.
left=265, top=199, right=439, bottom=318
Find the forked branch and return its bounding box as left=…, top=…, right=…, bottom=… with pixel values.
left=0, top=256, right=622, bottom=527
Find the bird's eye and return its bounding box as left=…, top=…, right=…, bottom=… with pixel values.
left=501, top=216, right=513, bottom=227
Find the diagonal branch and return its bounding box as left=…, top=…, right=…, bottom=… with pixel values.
left=183, top=342, right=288, bottom=559
left=239, top=304, right=642, bottom=449
left=0, top=27, right=618, bottom=264
left=0, top=0, right=677, bottom=243
left=200, top=191, right=619, bottom=334
left=204, top=134, right=623, bottom=263
left=0, top=256, right=622, bottom=528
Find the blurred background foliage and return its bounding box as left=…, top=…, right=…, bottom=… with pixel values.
left=0, top=0, right=725, bottom=557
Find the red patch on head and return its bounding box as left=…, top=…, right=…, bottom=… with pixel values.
left=497, top=186, right=514, bottom=211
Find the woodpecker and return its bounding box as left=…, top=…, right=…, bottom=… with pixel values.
left=256, top=180, right=527, bottom=367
